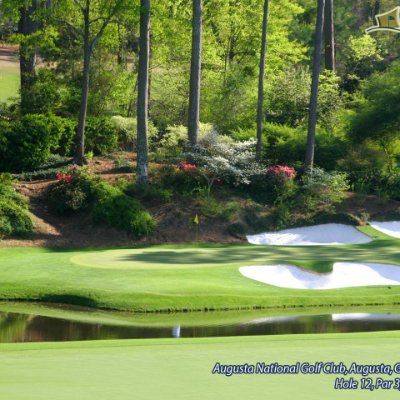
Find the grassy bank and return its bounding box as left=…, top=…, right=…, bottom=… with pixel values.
left=1, top=331, right=400, bottom=399
left=0, top=62, right=19, bottom=103
left=1, top=226, right=400, bottom=312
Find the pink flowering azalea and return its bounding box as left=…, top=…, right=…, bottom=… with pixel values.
left=178, top=161, right=197, bottom=171
left=266, top=165, right=296, bottom=179
left=56, top=172, right=73, bottom=184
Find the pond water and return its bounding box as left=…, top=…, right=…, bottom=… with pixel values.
left=1, top=306, right=400, bottom=343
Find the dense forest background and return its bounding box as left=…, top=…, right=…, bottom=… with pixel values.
left=1, top=0, right=400, bottom=241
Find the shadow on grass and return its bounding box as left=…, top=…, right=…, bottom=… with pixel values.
left=38, top=294, right=99, bottom=309
left=115, top=240, right=400, bottom=267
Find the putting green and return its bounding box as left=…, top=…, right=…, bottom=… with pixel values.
left=71, top=247, right=223, bottom=269
left=1, top=332, right=400, bottom=399
left=1, top=225, right=400, bottom=311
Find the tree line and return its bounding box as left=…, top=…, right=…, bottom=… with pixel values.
left=0, top=0, right=396, bottom=181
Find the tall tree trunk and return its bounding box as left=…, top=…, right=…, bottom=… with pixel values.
left=188, top=0, right=202, bottom=147
left=18, top=0, right=38, bottom=113
left=324, top=0, right=335, bottom=72
left=372, top=1, right=380, bottom=19
left=75, top=4, right=91, bottom=165
left=137, top=0, right=150, bottom=185
left=305, top=0, right=325, bottom=172
left=256, top=0, right=269, bottom=161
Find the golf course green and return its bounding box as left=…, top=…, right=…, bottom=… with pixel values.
left=1, top=331, right=400, bottom=399
left=1, top=225, right=400, bottom=312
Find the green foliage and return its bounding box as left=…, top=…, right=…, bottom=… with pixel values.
left=267, top=67, right=311, bottom=127
left=151, top=164, right=205, bottom=195
left=91, top=181, right=155, bottom=237
left=157, top=123, right=217, bottom=161
left=235, top=123, right=348, bottom=170
left=48, top=166, right=155, bottom=236
left=0, top=174, right=34, bottom=238
left=267, top=69, right=343, bottom=131
left=348, top=169, right=400, bottom=201
left=13, top=155, right=72, bottom=181
left=125, top=182, right=173, bottom=203
left=113, top=157, right=135, bottom=173
left=85, top=117, right=118, bottom=155
left=300, top=168, right=349, bottom=212
left=227, top=222, right=247, bottom=239
left=111, top=116, right=158, bottom=152
left=342, top=35, right=383, bottom=92
left=0, top=114, right=58, bottom=172
left=199, top=196, right=240, bottom=222
left=20, top=69, right=62, bottom=114
left=46, top=115, right=77, bottom=156
left=48, top=167, right=97, bottom=214
left=312, top=211, right=361, bottom=227
left=349, top=60, right=400, bottom=169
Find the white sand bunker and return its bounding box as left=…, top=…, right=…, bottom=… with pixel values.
left=239, top=262, right=400, bottom=290
left=246, top=223, right=372, bottom=246
left=370, top=221, right=400, bottom=239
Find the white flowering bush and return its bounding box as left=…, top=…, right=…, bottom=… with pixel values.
left=186, top=133, right=262, bottom=195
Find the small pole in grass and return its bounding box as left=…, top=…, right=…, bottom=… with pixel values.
left=194, top=213, right=200, bottom=242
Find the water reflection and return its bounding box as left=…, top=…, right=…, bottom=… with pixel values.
left=1, top=311, right=400, bottom=343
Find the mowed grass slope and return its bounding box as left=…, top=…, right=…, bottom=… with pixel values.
left=0, top=61, right=19, bottom=103
left=1, top=226, right=400, bottom=311
left=1, top=332, right=400, bottom=400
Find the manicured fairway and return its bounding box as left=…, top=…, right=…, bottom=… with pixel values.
left=1, top=331, right=400, bottom=399
left=1, top=226, right=400, bottom=311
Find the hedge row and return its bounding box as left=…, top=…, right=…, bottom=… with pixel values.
left=0, top=115, right=118, bottom=172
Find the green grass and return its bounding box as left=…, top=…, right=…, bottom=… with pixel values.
left=0, top=226, right=400, bottom=312
left=0, top=63, right=20, bottom=103
left=1, top=332, right=400, bottom=399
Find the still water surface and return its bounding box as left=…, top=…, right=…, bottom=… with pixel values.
left=1, top=308, right=400, bottom=343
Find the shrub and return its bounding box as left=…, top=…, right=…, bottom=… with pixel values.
left=0, top=114, right=58, bottom=172
left=199, top=196, right=240, bottom=222
left=0, top=174, right=34, bottom=238
left=247, top=165, right=298, bottom=205
left=151, top=163, right=205, bottom=194
left=85, top=117, right=118, bottom=155
left=13, top=155, right=72, bottom=181
left=21, top=69, right=62, bottom=114
left=312, top=211, right=361, bottom=226
left=227, top=222, right=247, bottom=239
left=300, top=168, right=349, bottom=212
left=92, top=182, right=155, bottom=236
left=111, top=116, right=158, bottom=151
left=186, top=133, right=262, bottom=195
left=157, top=123, right=217, bottom=161
left=48, top=166, right=155, bottom=236
left=48, top=166, right=96, bottom=214
left=113, top=157, right=135, bottom=173
left=125, top=182, right=173, bottom=203
left=264, top=123, right=348, bottom=170
left=47, top=115, right=77, bottom=156
left=270, top=200, right=293, bottom=231
left=266, top=165, right=296, bottom=180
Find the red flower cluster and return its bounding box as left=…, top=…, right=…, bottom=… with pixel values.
left=56, top=173, right=73, bottom=184
left=178, top=161, right=197, bottom=171
left=266, top=165, right=296, bottom=179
